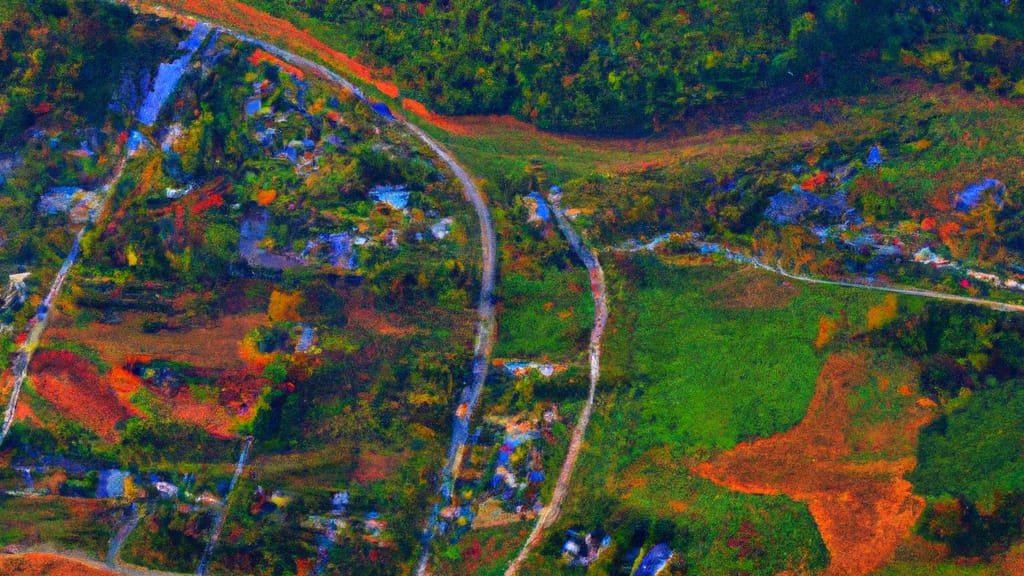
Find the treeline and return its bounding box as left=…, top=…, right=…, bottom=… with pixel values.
left=258, top=0, right=1024, bottom=132
left=0, top=0, right=180, bottom=147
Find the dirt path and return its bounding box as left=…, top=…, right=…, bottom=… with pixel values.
left=619, top=236, right=1024, bottom=314
left=504, top=192, right=608, bottom=575
left=694, top=353, right=933, bottom=576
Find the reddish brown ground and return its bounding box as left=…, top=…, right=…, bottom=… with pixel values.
left=348, top=306, right=421, bottom=337
left=694, top=353, right=935, bottom=576
left=144, top=0, right=400, bottom=98
left=706, top=267, right=800, bottom=309
left=47, top=312, right=267, bottom=371
left=168, top=385, right=238, bottom=439
left=351, top=451, right=406, bottom=484
left=29, top=351, right=130, bottom=442
left=401, top=98, right=473, bottom=136
left=0, top=553, right=118, bottom=576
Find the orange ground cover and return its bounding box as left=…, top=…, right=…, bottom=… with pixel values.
left=401, top=98, right=472, bottom=136
left=178, top=0, right=399, bottom=98
left=348, top=306, right=421, bottom=337
left=351, top=451, right=406, bottom=484
left=249, top=48, right=305, bottom=79
left=0, top=553, right=118, bottom=576
left=694, top=353, right=935, bottom=576
left=706, top=267, right=799, bottom=309
left=30, top=350, right=130, bottom=442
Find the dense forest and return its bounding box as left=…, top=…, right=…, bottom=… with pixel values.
left=254, top=0, right=1024, bottom=132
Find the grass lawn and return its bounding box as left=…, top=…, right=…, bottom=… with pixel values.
left=494, top=265, right=594, bottom=361
left=610, top=257, right=885, bottom=452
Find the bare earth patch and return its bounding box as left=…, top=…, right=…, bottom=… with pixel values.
left=694, top=353, right=935, bottom=576
left=348, top=306, right=421, bottom=337
left=351, top=451, right=407, bottom=484
left=0, top=553, right=118, bottom=576
left=47, top=312, right=268, bottom=371
left=706, top=267, right=800, bottom=309
left=30, top=351, right=130, bottom=442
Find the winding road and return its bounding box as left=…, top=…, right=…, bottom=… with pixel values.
left=107, top=9, right=498, bottom=573
left=505, top=192, right=608, bottom=575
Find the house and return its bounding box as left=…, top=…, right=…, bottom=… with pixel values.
left=866, top=145, right=883, bottom=168
left=154, top=481, right=179, bottom=499
left=369, top=184, right=411, bottom=210
left=430, top=217, right=453, bottom=240
left=954, top=179, right=1006, bottom=212
left=524, top=191, right=552, bottom=222
left=563, top=528, right=610, bottom=566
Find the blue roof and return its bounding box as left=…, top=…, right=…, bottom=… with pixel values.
left=866, top=145, right=883, bottom=168
left=527, top=191, right=551, bottom=221
left=245, top=99, right=262, bottom=116
left=634, top=544, right=673, bottom=576
left=370, top=185, right=410, bottom=209
left=955, top=179, right=1005, bottom=212
left=371, top=102, right=396, bottom=121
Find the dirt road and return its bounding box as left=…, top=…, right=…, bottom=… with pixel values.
left=504, top=192, right=608, bottom=575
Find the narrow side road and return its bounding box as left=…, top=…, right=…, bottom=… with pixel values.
left=196, top=436, right=253, bottom=576
left=707, top=243, right=1024, bottom=314
left=505, top=192, right=608, bottom=575
left=107, top=503, right=143, bottom=570
left=0, top=154, right=128, bottom=446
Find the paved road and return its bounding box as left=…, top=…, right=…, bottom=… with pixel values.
left=107, top=502, right=144, bottom=569
left=706, top=244, right=1024, bottom=314
left=196, top=436, right=253, bottom=576
left=0, top=154, right=128, bottom=447
left=505, top=192, right=608, bottom=575
left=109, top=11, right=499, bottom=573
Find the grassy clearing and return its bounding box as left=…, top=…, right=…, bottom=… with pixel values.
left=610, top=257, right=884, bottom=452
left=0, top=497, right=115, bottom=559
left=494, top=266, right=594, bottom=360
left=512, top=255, right=894, bottom=574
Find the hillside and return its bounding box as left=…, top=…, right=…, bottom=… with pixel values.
left=236, top=0, right=1024, bottom=132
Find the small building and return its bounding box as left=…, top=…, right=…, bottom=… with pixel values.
left=369, top=184, right=411, bottom=210
left=633, top=543, right=673, bottom=576
left=154, top=481, right=179, bottom=499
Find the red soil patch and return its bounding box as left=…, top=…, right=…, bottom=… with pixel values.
left=0, top=553, right=118, bottom=576
left=348, top=306, right=420, bottom=337
left=352, top=451, right=406, bottom=484
left=401, top=98, right=473, bottom=135
left=30, top=351, right=130, bottom=442
left=249, top=48, right=305, bottom=79
left=694, top=353, right=935, bottom=576
left=47, top=312, right=268, bottom=371
left=168, top=385, right=237, bottom=439
left=175, top=0, right=399, bottom=97
left=14, top=399, right=40, bottom=426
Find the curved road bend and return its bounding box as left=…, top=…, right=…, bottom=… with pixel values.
left=505, top=192, right=608, bottom=575
left=105, top=10, right=499, bottom=573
